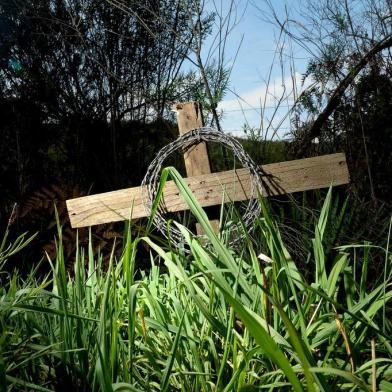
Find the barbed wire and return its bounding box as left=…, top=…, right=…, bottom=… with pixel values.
left=141, top=127, right=264, bottom=249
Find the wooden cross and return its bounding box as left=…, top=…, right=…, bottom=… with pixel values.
left=66, top=102, right=350, bottom=229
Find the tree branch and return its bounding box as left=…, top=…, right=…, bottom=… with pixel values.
left=299, top=34, right=392, bottom=155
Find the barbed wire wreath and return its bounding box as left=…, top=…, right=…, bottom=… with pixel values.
left=141, top=127, right=264, bottom=247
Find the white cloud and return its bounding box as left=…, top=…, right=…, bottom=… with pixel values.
left=220, top=72, right=306, bottom=111
left=218, top=72, right=309, bottom=137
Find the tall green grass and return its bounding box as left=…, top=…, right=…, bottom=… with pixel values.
left=1, top=168, right=391, bottom=391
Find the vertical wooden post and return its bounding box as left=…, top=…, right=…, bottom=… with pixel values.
left=173, top=102, right=220, bottom=234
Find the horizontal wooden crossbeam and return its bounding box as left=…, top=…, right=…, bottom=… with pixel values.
left=66, top=153, right=349, bottom=228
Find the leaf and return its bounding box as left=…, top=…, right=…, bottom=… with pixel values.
left=160, top=306, right=187, bottom=392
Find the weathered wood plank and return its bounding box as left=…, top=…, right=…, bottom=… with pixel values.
left=173, top=102, right=212, bottom=176
left=173, top=101, right=219, bottom=235
left=66, top=153, right=349, bottom=228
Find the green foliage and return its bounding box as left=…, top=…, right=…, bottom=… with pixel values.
left=290, top=0, right=392, bottom=204
left=0, top=0, right=214, bottom=219
left=207, top=137, right=287, bottom=174
left=0, top=170, right=391, bottom=391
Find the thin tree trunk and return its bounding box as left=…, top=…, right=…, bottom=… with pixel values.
left=299, top=35, right=392, bottom=155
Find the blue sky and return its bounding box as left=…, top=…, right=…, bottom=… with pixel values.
left=201, top=0, right=311, bottom=139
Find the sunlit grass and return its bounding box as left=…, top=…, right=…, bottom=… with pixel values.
left=1, top=168, right=391, bottom=391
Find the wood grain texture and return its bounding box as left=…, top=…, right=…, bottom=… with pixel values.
left=173, top=101, right=218, bottom=235
left=66, top=153, right=350, bottom=228
left=173, top=102, right=212, bottom=176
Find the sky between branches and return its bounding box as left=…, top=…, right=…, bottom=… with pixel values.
left=201, top=0, right=311, bottom=138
